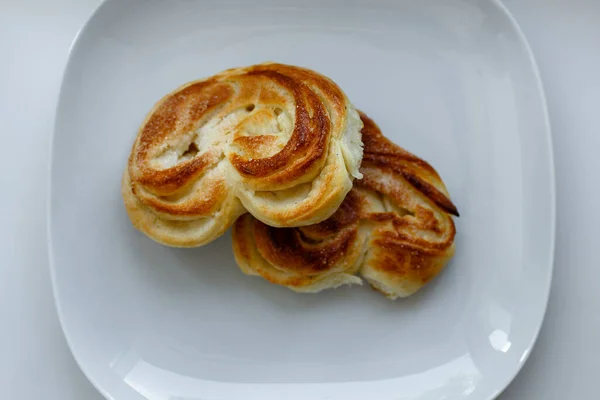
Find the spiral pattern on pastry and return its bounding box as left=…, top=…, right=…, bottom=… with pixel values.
left=122, top=63, right=363, bottom=247
left=232, top=112, right=458, bottom=298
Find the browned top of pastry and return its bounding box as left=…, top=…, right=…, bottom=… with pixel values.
left=130, top=63, right=349, bottom=192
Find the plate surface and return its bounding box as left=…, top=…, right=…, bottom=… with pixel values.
left=49, top=0, right=554, bottom=399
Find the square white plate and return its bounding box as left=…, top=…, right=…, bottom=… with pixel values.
left=49, top=0, right=555, bottom=399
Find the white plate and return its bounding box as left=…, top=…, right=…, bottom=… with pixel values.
left=49, top=0, right=555, bottom=399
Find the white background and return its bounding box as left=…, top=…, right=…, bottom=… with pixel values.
left=1, top=0, right=598, bottom=398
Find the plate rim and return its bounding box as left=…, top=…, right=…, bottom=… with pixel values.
left=46, top=1, right=556, bottom=399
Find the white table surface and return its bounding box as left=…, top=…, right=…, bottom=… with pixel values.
left=1, top=0, right=599, bottom=399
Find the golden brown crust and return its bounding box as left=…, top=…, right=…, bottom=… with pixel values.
left=232, top=111, right=458, bottom=298
left=359, top=113, right=459, bottom=217
left=123, top=63, right=364, bottom=246
left=232, top=209, right=364, bottom=291
left=253, top=190, right=362, bottom=275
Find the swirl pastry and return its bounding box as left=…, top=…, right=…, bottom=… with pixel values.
left=122, top=63, right=363, bottom=247
left=232, top=112, right=459, bottom=299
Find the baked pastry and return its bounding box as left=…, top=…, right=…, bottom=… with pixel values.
left=232, top=112, right=458, bottom=298
left=122, top=63, right=363, bottom=247
left=233, top=190, right=365, bottom=292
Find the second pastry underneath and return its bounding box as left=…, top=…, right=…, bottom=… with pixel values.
left=232, top=112, right=459, bottom=299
